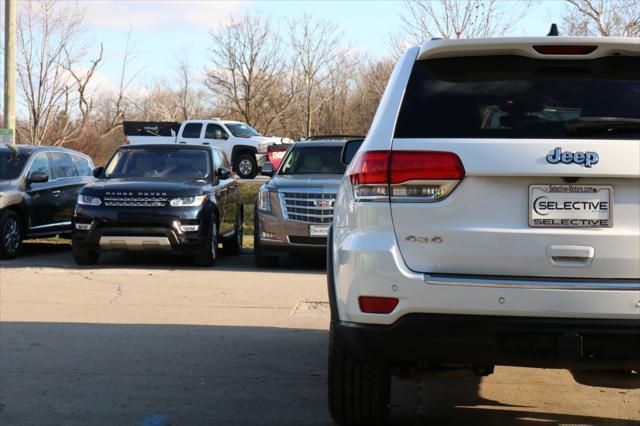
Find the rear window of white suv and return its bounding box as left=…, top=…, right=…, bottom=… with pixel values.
left=395, top=55, right=640, bottom=139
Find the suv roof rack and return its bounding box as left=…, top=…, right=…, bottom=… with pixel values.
left=304, top=135, right=365, bottom=141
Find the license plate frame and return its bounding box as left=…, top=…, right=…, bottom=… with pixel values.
left=528, top=184, right=613, bottom=228
left=309, top=224, right=329, bottom=237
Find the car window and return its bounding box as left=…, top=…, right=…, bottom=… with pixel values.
left=27, top=152, right=52, bottom=179
left=0, top=151, right=29, bottom=180
left=212, top=150, right=222, bottom=170
left=279, top=146, right=346, bottom=175
left=182, top=123, right=203, bottom=139
left=50, top=153, right=78, bottom=179
left=219, top=151, right=231, bottom=169
left=205, top=124, right=228, bottom=140
left=105, top=148, right=211, bottom=180
left=395, top=55, right=640, bottom=140
left=224, top=122, right=260, bottom=137
left=72, top=155, right=93, bottom=176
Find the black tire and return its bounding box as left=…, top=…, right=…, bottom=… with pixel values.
left=234, top=153, right=258, bottom=179
left=253, top=212, right=279, bottom=268
left=194, top=217, right=218, bottom=267
left=72, top=244, right=100, bottom=265
left=223, top=205, right=243, bottom=255
left=328, top=322, right=391, bottom=426
left=0, top=210, right=23, bottom=260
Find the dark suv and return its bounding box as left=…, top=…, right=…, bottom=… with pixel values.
left=72, top=144, right=242, bottom=266
left=0, top=144, right=94, bottom=259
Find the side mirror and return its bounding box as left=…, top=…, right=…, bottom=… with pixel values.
left=260, top=162, right=275, bottom=177
left=341, top=139, right=364, bottom=165
left=27, top=171, right=49, bottom=184
left=92, top=166, right=104, bottom=178
left=216, top=167, right=231, bottom=180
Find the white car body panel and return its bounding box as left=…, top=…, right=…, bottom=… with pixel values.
left=331, top=36, right=640, bottom=326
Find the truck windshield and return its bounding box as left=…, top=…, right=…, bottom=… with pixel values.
left=395, top=55, right=640, bottom=139
left=225, top=123, right=261, bottom=138
left=105, top=148, right=211, bottom=180
left=0, top=151, right=28, bottom=180
left=279, top=146, right=346, bottom=175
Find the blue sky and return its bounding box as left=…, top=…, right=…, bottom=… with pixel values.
left=9, top=0, right=570, bottom=93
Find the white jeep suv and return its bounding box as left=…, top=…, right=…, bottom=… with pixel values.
left=328, top=36, right=639, bottom=425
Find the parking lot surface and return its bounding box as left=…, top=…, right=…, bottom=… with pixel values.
left=0, top=242, right=638, bottom=425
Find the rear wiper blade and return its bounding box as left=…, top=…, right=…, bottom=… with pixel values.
left=565, top=117, right=640, bottom=133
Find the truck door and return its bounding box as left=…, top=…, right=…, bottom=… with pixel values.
left=204, top=123, right=229, bottom=153
left=177, top=122, right=203, bottom=145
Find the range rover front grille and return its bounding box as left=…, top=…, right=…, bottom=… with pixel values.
left=280, top=192, right=336, bottom=224
left=103, top=195, right=168, bottom=207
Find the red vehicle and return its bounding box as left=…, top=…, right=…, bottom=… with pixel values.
left=267, top=143, right=291, bottom=169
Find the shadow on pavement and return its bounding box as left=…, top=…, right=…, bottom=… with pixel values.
left=0, top=322, right=635, bottom=426
left=4, top=241, right=325, bottom=275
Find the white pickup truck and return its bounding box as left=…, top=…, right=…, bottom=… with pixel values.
left=123, top=119, right=285, bottom=179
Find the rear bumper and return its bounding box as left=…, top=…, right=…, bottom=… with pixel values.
left=334, top=315, right=640, bottom=370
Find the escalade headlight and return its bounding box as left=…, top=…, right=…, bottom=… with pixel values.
left=77, top=194, right=102, bottom=206
left=169, top=195, right=207, bottom=207
left=257, top=187, right=271, bottom=212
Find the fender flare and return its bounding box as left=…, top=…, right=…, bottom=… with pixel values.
left=231, top=145, right=257, bottom=164
left=327, top=224, right=339, bottom=321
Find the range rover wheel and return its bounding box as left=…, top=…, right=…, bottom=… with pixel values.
left=72, top=245, right=100, bottom=265
left=0, top=210, right=23, bottom=260
left=234, top=153, right=258, bottom=179
left=194, top=219, right=218, bottom=267
left=328, top=322, right=391, bottom=426
left=223, top=206, right=243, bottom=255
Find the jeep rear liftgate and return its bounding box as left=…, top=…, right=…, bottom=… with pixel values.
left=389, top=55, right=640, bottom=278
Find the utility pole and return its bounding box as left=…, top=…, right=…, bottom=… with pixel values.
left=3, top=0, right=17, bottom=143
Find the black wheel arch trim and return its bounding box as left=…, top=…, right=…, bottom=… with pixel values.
left=231, top=145, right=258, bottom=164
left=327, top=224, right=339, bottom=321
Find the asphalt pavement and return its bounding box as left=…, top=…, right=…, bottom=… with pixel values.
left=0, top=242, right=638, bottom=425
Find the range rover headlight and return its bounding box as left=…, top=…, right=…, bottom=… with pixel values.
left=169, top=195, right=207, bottom=207
left=77, top=194, right=102, bottom=206
left=257, top=186, right=271, bottom=212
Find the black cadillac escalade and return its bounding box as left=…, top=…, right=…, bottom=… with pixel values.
left=72, top=144, right=242, bottom=266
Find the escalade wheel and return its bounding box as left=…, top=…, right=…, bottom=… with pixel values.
left=72, top=244, right=100, bottom=265
left=253, top=215, right=279, bottom=268
left=194, top=220, right=218, bottom=267
left=0, top=210, right=23, bottom=260
left=234, top=153, right=258, bottom=179
left=328, top=322, right=391, bottom=426
left=223, top=206, right=243, bottom=255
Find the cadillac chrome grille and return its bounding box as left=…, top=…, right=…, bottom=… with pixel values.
left=280, top=192, right=336, bottom=224
left=104, top=192, right=168, bottom=207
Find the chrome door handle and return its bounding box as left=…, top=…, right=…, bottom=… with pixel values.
left=52, top=190, right=61, bottom=196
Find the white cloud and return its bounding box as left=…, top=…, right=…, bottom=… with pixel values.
left=82, top=0, right=247, bottom=31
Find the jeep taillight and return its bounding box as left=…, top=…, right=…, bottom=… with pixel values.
left=347, top=150, right=465, bottom=202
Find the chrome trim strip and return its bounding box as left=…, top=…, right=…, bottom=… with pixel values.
left=99, top=236, right=172, bottom=251
left=30, top=221, right=72, bottom=230
left=424, top=274, right=640, bottom=290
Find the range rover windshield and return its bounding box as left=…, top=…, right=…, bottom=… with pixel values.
left=105, top=148, right=211, bottom=180
left=279, top=146, right=346, bottom=175
left=395, top=55, right=640, bottom=139
left=0, top=151, right=28, bottom=180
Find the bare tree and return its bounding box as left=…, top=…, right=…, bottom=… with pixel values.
left=290, top=15, right=346, bottom=138
left=16, top=0, right=92, bottom=145
left=394, top=0, right=531, bottom=53
left=563, top=0, right=640, bottom=37
left=205, top=13, right=294, bottom=134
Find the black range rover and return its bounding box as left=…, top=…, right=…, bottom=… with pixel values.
left=72, top=144, right=242, bottom=266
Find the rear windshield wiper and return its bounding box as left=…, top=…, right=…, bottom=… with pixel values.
left=565, top=117, right=640, bottom=134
